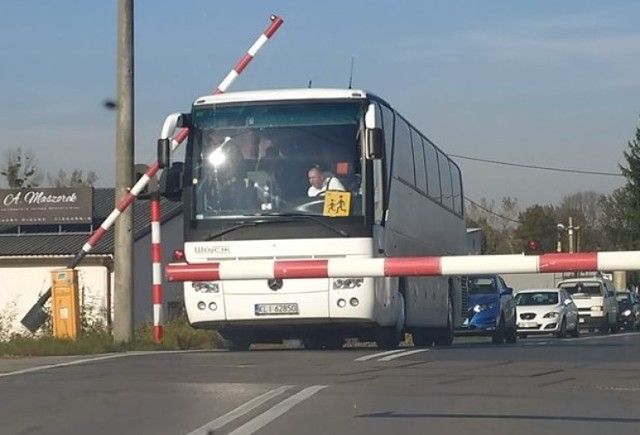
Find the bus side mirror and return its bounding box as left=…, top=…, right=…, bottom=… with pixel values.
left=159, top=162, right=184, bottom=202
left=158, top=138, right=171, bottom=169
left=366, top=128, right=384, bottom=160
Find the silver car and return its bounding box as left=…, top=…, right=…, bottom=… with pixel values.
left=514, top=288, right=580, bottom=338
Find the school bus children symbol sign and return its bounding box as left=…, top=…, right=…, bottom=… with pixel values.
left=322, top=191, right=351, bottom=217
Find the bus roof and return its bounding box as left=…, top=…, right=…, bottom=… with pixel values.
left=193, top=88, right=378, bottom=106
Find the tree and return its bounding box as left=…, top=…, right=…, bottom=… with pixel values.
left=602, top=124, right=640, bottom=250
left=0, top=148, right=43, bottom=188
left=514, top=204, right=557, bottom=253
left=47, top=169, right=98, bottom=187
left=466, top=197, right=520, bottom=254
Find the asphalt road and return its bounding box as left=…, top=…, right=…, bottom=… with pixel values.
left=2, top=332, right=640, bottom=435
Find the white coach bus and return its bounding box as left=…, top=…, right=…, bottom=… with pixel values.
left=158, top=88, right=468, bottom=350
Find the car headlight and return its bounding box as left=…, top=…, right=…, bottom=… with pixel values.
left=622, top=309, right=632, bottom=317
left=473, top=304, right=495, bottom=313
left=332, top=278, right=364, bottom=289
left=543, top=311, right=560, bottom=319
left=590, top=306, right=603, bottom=312
left=192, top=281, right=220, bottom=293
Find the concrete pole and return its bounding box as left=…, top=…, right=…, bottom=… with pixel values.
left=113, top=0, right=134, bottom=341
left=568, top=216, right=574, bottom=254
left=613, top=271, right=626, bottom=291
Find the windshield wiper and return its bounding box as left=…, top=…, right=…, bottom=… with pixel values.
left=245, top=212, right=350, bottom=237
left=204, top=221, right=259, bottom=241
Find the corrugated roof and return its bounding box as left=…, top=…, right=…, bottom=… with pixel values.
left=0, top=188, right=183, bottom=256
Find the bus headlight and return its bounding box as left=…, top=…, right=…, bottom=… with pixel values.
left=332, top=278, right=364, bottom=289
left=197, top=301, right=206, bottom=310
left=192, top=282, right=220, bottom=293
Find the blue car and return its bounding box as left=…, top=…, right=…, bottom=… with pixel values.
left=455, top=274, right=518, bottom=344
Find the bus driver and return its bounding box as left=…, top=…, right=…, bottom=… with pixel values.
left=307, top=166, right=345, bottom=197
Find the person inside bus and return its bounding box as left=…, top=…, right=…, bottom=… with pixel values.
left=307, top=165, right=346, bottom=197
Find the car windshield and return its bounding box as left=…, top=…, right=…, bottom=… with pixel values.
left=559, top=282, right=602, bottom=296
left=468, top=277, right=498, bottom=294
left=515, top=291, right=559, bottom=306
left=616, top=293, right=631, bottom=304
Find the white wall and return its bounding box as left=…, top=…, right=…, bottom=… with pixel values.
left=0, top=213, right=186, bottom=337
left=0, top=264, right=110, bottom=337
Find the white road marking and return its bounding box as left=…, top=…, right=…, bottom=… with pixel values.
left=0, top=353, right=129, bottom=378
left=353, top=349, right=406, bottom=362
left=185, top=385, right=292, bottom=435
left=377, top=349, right=429, bottom=361
left=228, top=385, right=327, bottom=435
left=0, top=350, right=211, bottom=379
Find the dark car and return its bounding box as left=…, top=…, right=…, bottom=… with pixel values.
left=455, top=274, right=518, bottom=344
left=615, top=291, right=640, bottom=331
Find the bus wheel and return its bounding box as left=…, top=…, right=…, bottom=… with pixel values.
left=375, top=293, right=405, bottom=350
left=412, top=329, right=434, bottom=347
left=433, top=295, right=454, bottom=346
left=226, top=337, right=251, bottom=351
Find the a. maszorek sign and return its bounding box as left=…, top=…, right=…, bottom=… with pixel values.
left=0, top=187, right=93, bottom=225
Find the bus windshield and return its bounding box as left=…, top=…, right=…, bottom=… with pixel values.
left=190, top=101, right=364, bottom=220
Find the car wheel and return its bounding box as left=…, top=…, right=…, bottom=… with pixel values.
left=555, top=318, right=567, bottom=338
left=491, top=316, right=505, bottom=344
left=504, top=325, right=518, bottom=344
left=569, top=320, right=580, bottom=338
left=610, top=317, right=619, bottom=334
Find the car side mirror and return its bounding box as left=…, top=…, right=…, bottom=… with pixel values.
left=564, top=298, right=573, bottom=306
left=501, top=287, right=513, bottom=296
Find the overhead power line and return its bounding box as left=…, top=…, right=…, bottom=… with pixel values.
left=464, top=196, right=522, bottom=224
left=450, top=154, right=623, bottom=177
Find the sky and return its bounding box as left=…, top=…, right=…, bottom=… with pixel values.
left=1, top=0, right=639, bottom=208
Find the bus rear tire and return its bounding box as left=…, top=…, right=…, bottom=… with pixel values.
left=412, top=329, right=434, bottom=347
left=433, top=294, right=454, bottom=346
left=375, top=293, right=405, bottom=349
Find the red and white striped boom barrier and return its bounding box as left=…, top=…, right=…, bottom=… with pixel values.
left=166, top=251, right=640, bottom=282
left=20, top=14, right=284, bottom=333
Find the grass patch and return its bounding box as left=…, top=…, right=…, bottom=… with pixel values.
left=0, top=312, right=226, bottom=357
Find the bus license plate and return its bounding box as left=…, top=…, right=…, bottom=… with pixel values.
left=255, top=303, right=299, bottom=316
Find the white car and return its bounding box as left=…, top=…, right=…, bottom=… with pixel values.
left=514, top=288, right=580, bottom=338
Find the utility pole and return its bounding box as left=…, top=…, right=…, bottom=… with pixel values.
left=567, top=216, right=574, bottom=254
left=114, top=0, right=134, bottom=341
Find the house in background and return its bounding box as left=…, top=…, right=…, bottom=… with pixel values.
left=0, top=188, right=184, bottom=335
